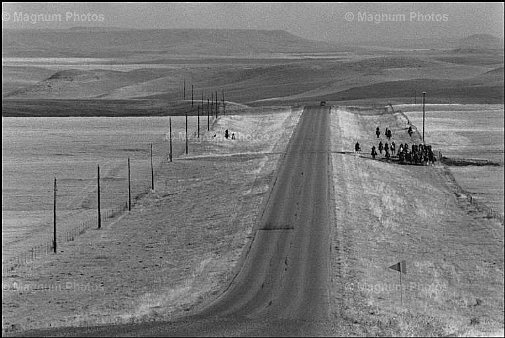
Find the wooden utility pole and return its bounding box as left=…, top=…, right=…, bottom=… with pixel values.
left=150, top=143, right=154, bottom=191
left=222, top=90, right=225, bottom=115
left=183, top=80, right=186, bottom=100
left=422, top=91, right=426, bottom=144
left=97, top=165, right=101, bottom=229
left=128, top=157, right=131, bottom=211
left=201, top=92, right=204, bottom=108
left=169, top=117, right=173, bottom=162
left=197, top=105, right=200, bottom=138
left=191, top=84, right=194, bottom=107
left=414, top=90, right=417, bottom=105
left=185, top=113, right=188, bottom=154
left=53, top=177, right=57, bottom=253
left=207, top=98, right=210, bottom=131
left=210, top=93, right=213, bottom=116
left=215, top=91, right=218, bottom=117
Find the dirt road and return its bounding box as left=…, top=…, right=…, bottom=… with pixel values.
left=19, top=106, right=337, bottom=336
left=184, top=106, right=333, bottom=329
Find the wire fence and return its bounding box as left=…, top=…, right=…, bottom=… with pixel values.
left=2, top=114, right=218, bottom=275
left=2, top=145, right=161, bottom=275
left=2, top=146, right=160, bottom=275
left=397, top=106, right=503, bottom=225
left=2, top=203, right=130, bottom=275
left=440, top=154, right=504, bottom=226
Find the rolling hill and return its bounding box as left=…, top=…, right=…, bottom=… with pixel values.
left=2, top=29, right=503, bottom=113
left=4, top=69, right=169, bottom=99
left=2, top=28, right=341, bottom=58
left=456, top=34, right=504, bottom=51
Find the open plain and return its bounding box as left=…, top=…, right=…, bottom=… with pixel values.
left=2, top=17, right=504, bottom=337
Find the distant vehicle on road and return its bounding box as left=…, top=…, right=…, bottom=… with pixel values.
left=320, top=101, right=326, bottom=106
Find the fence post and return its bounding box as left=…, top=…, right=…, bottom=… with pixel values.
left=53, top=177, right=57, bottom=253
left=151, top=143, right=154, bottom=191
left=97, top=165, right=101, bottom=229
left=128, top=157, right=131, bottom=211
left=169, top=117, right=173, bottom=162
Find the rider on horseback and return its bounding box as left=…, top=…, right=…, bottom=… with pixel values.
left=355, top=141, right=361, bottom=153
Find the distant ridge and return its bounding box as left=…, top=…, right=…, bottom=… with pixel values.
left=2, top=28, right=341, bottom=58
left=457, top=34, right=504, bottom=50
left=338, top=34, right=504, bottom=51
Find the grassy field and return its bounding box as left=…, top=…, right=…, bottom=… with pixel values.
left=2, top=115, right=210, bottom=264
left=3, top=106, right=503, bottom=336
left=2, top=108, right=302, bottom=333
left=400, top=104, right=504, bottom=215
left=329, top=107, right=503, bottom=336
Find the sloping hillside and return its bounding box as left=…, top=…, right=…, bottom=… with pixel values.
left=5, top=55, right=502, bottom=104
left=308, top=74, right=504, bottom=104
left=4, top=69, right=168, bottom=99
left=471, top=67, right=505, bottom=86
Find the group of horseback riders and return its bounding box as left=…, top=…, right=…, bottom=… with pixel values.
left=376, top=126, right=393, bottom=140
left=397, top=143, right=436, bottom=165
left=354, top=125, right=436, bottom=166
left=371, top=140, right=396, bottom=160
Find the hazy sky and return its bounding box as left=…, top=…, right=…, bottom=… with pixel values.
left=2, top=2, right=504, bottom=42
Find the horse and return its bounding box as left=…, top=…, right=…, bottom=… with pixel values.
left=406, top=151, right=412, bottom=164
left=399, top=151, right=405, bottom=163
left=427, top=145, right=435, bottom=165
left=386, top=128, right=392, bottom=141
left=371, top=146, right=377, bottom=159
